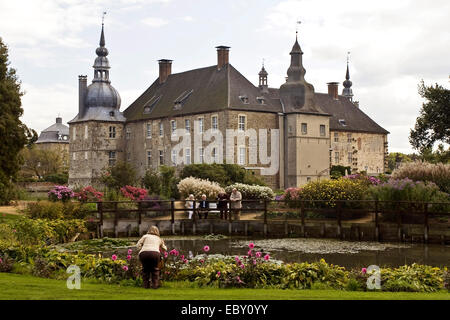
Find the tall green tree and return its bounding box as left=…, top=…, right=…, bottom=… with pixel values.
left=0, top=38, right=37, bottom=204
left=409, top=80, right=450, bottom=151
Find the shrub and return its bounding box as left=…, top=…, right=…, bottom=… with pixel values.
left=224, top=183, right=274, bottom=200
left=76, top=186, right=104, bottom=202
left=48, top=185, right=75, bottom=202
left=392, top=161, right=450, bottom=193
left=142, top=168, right=161, bottom=195
left=381, top=264, right=444, bottom=292
left=0, top=254, right=14, bottom=273
left=100, top=161, right=137, bottom=190
left=343, top=173, right=381, bottom=186
left=330, top=165, right=352, bottom=179
left=44, top=173, right=69, bottom=184
left=178, top=177, right=225, bottom=199
left=159, top=166, right=180, bottom=199
left=25, top=201, right=65, bottom=219
left=120, top=185, right=148, bottom=201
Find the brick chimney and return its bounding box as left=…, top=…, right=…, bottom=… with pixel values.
left=78, top=75, right=87, bottom=117
left=216, top=46, right=230, bottom=70
left=327, top=82, right=339, bottom=100
left=158, top=59, right=172, bottom=84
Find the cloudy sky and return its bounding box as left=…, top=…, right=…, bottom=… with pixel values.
left=1, top=0, right=449, bottom=153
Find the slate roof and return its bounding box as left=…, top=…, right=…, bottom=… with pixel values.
left=123, top=64, right=388, bottom=135
left=36, top=119, right=70, bottom=144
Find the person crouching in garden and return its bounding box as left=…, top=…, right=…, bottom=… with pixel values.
left=198, top=194, right=209, bottom=219
left=229, top=188, right=242, bottom=220
left=136, top=226, right=167, bottom=289
left=217, top=191, right=229, bottom=220
left=185, top=194, right=195, bottom=219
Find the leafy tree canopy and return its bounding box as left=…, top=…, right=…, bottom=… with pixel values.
left=409, top=80, right=450, bottom=151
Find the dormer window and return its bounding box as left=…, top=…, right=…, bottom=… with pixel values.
left=239, top=95, right=249, bottom=104
left=109, top=111, right=115, bottom=117
left=338, top=119, right=347, bottom=126
left=256, top=96, right=265, bottom=104
left=173, top=90, right=193, bottom=110
left=143, top=95, right=161, bottom=114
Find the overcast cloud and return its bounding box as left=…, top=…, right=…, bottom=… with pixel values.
left=0, top=0, right=448, bottom=153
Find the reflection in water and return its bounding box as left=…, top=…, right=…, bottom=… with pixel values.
left=161, top=237, right=450, bottom=269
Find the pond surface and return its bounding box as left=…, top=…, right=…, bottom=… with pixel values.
left=159, top=236, right=449, bottom=269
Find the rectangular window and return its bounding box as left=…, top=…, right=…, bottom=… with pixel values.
left=73, top=127, right=76, bottom=141
left=185, top=119, right=191, bottom=133
left=301, top=123, right=307, bottom=135
left=348, top=152, right=352, bottom=164
left=171, top=120, right=177, bottom=136
left=146, top=123, right=152, bottom=139
left=126, top=127, right=131, bottom=140
left=198, top=117, right=204, bottom=133
left=109, top=126, right=116, bottom=139
left=334, top=132, right=339, bottom=142
left=84, top=125, right=88, bottom=139
left=159, top=123, right=164, bottom=137
left=320, top=125, right=326, bottom=137
left=171, top=149, right=177, bottom=165
left=72, top=152, right=76, bottom=160
left=347, top=133, right=352, bottom=143
left=147, top=151, right=152, bottom=166
left=212, top=147, right=217, bottom=163
left=211, top=115, right=218, bottom=131
left=239, top=147, right=246, bottom=165
left=334, top=152, right=340, bottom=163
left=238, top=115, right=246, bottom=132
left=199, top=147, right=204, bottom=164
left=84, top=152, right=88, bottom=160
left=185, top=148, right=191, bottom=165
left=159, top=150, right=164, bottom=165
left=109, top=151, right=116, bottom=166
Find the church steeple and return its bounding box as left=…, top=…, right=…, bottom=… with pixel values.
left=342, top=52, right=354, bottom=101
left=93, top=18, right=111, bottom=84
left=258, top=60, right=268, bottom=93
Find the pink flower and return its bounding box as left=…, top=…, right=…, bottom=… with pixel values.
left=253, top=260, right=257, bottom=265
left=200, top=259, right=204, bottom=264
left=263, top=254, right=270, bottom=261
left=248, top=243, right=255, bottom=249
left=255, top=252, right=262, bottom=258
left=361, top=268, right=367, bottom=274
left=217, top=271, right=221, bottom=277
left=247, top=250, right=252, bottom=257
left=235, top=256, right=240, bottom=263
left=122, top=265, right=129, bottom=271
left=180, top=255, right=185, bottom=260
left=127, top=249, right=133, bottom=255
left=240, top=264, right=245, bottom=269
left=111, top=254, right=117, bottom=261
left=12, top=229, right=16, bottom=233
left=203, top=245, right=210, bottom=252
left=184, top=259, right=188, bottom=264
left=0, top=258, right=3, bottom=264
left=164, top=252, right=168, bottom=258
left=127, top=255, right=132, bottom=260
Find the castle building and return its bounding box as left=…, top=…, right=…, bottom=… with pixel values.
left=68, top=25, right=389, bottom=189
left=35, top=116, right=70, bottom=168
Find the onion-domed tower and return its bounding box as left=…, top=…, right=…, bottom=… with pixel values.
left=68, top=21, right=125, bottom=188
left=342, top=55, right=354, bottom=102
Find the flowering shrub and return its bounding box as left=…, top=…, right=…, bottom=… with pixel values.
left=177, top=177, right=225, bottom=199
left=25, top=201, right=96, bottom=220
left=343, top=174, right=381, bottom=186
left=120, top=185, right=148, bottom=201
left=392, top=161, right=450, bottom=193
left=76, top=186, right=104, bottom=202
left=224, top=183, right=274, bottom=200
left=48, top=186, right=75, bottom=202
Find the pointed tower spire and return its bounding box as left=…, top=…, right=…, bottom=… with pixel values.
left=342, top=52, right=354, bottom=101
left=93, top=12, right=110, bottom=84
left=259, top=59, right=268, bottom=93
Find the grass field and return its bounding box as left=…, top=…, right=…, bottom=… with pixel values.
left=0, top=273, right=449, bottom=300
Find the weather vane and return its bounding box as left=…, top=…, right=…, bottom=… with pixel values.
left=296, top=20, right=301, bottom=34
left=347, top=51, right=351, bottom=64
left=102, top=11, right=107, bottom=25
left=262, top=58, right=265, bottom=67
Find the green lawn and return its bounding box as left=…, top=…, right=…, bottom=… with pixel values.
left=0, top=273, right=449, bottom=300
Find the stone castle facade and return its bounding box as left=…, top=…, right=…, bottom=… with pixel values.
left=68, top=25, right=389, bottom=189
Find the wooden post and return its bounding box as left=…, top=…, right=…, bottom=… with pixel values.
left=336, top=201, right=342, bottom=239
left=228, top=200, right=232, bottom=235
left=374, top=200, right=380, bottom=242
left=263, top=200, right=268, bottom=237
left=300, top=200, right=305, bottom=237
left=192, top=200, right=196, bottom=235
left=171, top=200, right=175, bottom=235
left=137, top=201, right=142, bottom=236
left=424, top=202, right=429, bottom=243
left=98, top=202, right=104, bottom=238
left=114, top=202, right=119, bottom=238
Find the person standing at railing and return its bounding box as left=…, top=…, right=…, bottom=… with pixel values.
left=198, top=194, right=209, bottom=219
left=136, top=226, right=167, bottom=289
left=217, top=192, right=229, bottom=220
left=230, top=188, right=242, bottom=221
left=185, top=194, right=195, bottom=219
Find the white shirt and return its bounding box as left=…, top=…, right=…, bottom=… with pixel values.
left=136, top=234, right=167, bottom=254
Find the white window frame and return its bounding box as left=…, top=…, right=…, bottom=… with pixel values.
left=347, top=133, right=352, bottom=143
left=171, top=120, right=177, bottom=136
left=198, top=117, right=204, bottom=134
left=212, top=147, right=217, bottom=163
left=146, top=123, right=152, bottom=139
left=320, top=125, right=326, bottom=137
left=84, top=125, right=88, bottom=140
left=211, top=115, right=218, bottom=132
left=109, top=126, right=116, bottom=139
left=159, top=150, right=164, bottom=165
left=199, top=147, right=204, bottom=164
left=185, top=119, right=191, bottom=133
left=171, top=149, right=177, bottom=165
left=159, top=123, right=164, bottom=137
left=147, top=151, right=152, bottom=166
left=238, top=146, right=246, bottom=165
left=334, top=152, right=340, bottom=163
left=301, top=123, right=307, bottom=135
left=109, top=151, right=116, bottom=166
left=185, top=148, right=191, bottom=165
left=238, top=115, right=246, bottom=132
left=334, top=132, right=339, bottom=142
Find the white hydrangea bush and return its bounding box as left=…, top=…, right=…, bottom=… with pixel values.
left=177, top=177, right=225, bottom=199
left=225, top=183, right=275, bottom=200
